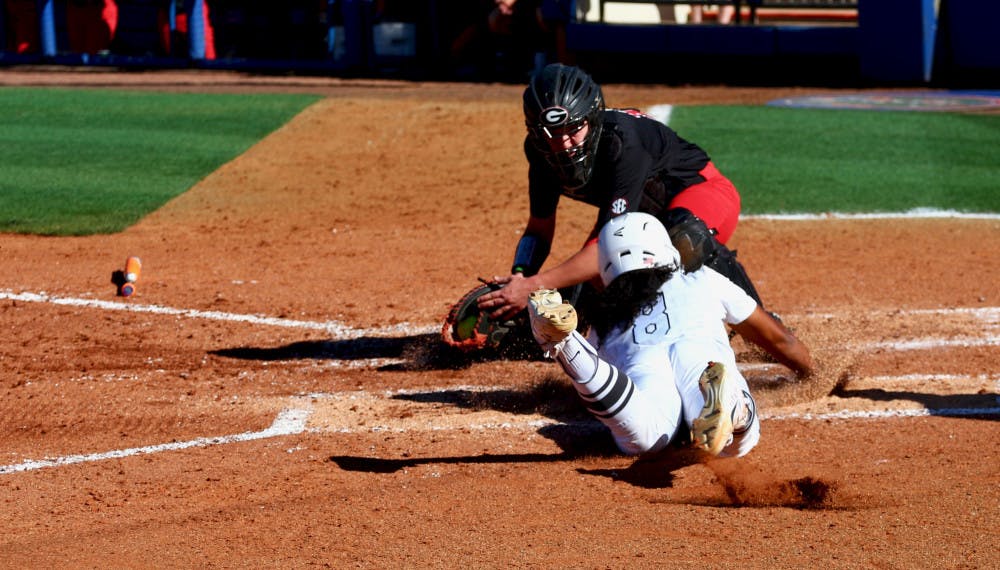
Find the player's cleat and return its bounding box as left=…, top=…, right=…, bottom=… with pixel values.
left=527, top=289, right=578, bottom=357
left=692, top=361, right=749, bottom=456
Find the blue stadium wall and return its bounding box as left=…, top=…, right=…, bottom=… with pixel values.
left=0, top=0, right=996, bottom=85
left=565, top=0, right=997, bottom=85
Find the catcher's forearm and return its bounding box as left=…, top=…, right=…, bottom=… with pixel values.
left=511, top=234, right=551, bottom=276
left=530, top=242, right=601, bottom=292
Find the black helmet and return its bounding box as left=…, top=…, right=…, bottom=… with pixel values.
left=523, top=64, right=605, bottom=191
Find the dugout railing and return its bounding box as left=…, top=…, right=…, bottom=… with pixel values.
left=593, top=0, right=858, bottom=25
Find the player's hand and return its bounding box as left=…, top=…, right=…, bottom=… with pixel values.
left=476, top=273, right=534, bottom=321
left=494, top=0, right=517, bottom=15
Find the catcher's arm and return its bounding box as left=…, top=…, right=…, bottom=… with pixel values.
left=480, top=215, right=600, bottom=321
left=480, top=242, right=600, bottom=321
left=731, top=307, right=814, bottom=378
left=510, top=215, right=556, bottom=275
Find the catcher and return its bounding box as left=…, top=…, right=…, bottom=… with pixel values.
left=528, top=213, right=814, bottom=457
left=476, top=63, right=766, bottom=324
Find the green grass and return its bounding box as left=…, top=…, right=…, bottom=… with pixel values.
left=0, top=88, right=321, bottom=235
left=2, top=93, right=997, bottom=236
left=670, top=106, right=1000, bottom=214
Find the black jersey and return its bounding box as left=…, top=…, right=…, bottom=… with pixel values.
left=526, top=108, right=712, bottom=233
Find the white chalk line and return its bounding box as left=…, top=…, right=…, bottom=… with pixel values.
left=743, top=209, right=1000, bottom=220
left=0, top=408, right=311, bottom=475
left=302, top=384, right=1000, bottom=426
left=648, top=104, right=673, bottom=126
left=764, top=407, right=1000, bottom=421
left=309, top=405, right=1000, bottom=432
left=868, top=373, right=1000, bottom=383
left=865, top=337, right=999, bottom=350
left=4, top=375, right=998, bottom=475
left=0, top=292, right=996, bottom=474
left=2, top=289, right=997, bottom=355
left=858, top=306, right=999, bottom=350
left=0, top=290, right=438, bottom=338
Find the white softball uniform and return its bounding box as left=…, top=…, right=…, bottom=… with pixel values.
left=556, top=267, right=760, bottom=457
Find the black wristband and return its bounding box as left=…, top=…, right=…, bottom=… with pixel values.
left=511, top=234, right=550, bottom=276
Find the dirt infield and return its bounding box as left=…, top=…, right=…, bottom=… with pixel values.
left=1, top=69, right=997, bottom=568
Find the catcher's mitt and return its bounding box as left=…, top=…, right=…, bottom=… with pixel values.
left=441, top=282, right=523, bottom=352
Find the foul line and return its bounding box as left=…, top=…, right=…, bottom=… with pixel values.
left=865, top=337, right=999, bottom=350
left=0, top=290, right=437, bottom=338
left=765, top=407, right=1000, bottom=421
left=648, top=104, right=673, bottom=125
left=743, top=209, right=1000, bottom=220
left=868, top=373, right=1000, bottom=383
left=0, top=409, right=311, bottom=475
left=2, top=289, right=997, bottom=353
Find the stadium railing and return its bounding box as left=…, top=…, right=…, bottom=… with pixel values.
left=593, top=0, right=858, bottom=25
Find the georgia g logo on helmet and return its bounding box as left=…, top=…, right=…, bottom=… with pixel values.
left=541, top=107, right=569, bottom=127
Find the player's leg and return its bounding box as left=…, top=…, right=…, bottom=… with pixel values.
left=555, top=330, right=683, bottom=455
left=671, top=340, right=760, bottom=458
left=669, top=161, right=740, bottom=244
left=528, top=289, right=683, bottom=454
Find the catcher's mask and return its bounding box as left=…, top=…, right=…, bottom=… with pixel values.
left=598, top=212, right=681, bottom=288
left=523, top=63, right=605, bottom=192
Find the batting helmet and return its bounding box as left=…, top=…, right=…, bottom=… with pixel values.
left=598, top=212, right=682, bottom=287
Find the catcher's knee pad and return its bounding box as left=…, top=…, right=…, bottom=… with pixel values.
left=662, top=208, right=764, bottom=307
left=705, top=245, right=764, bottom=307
left=661, top=208, right=719, bottom=273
